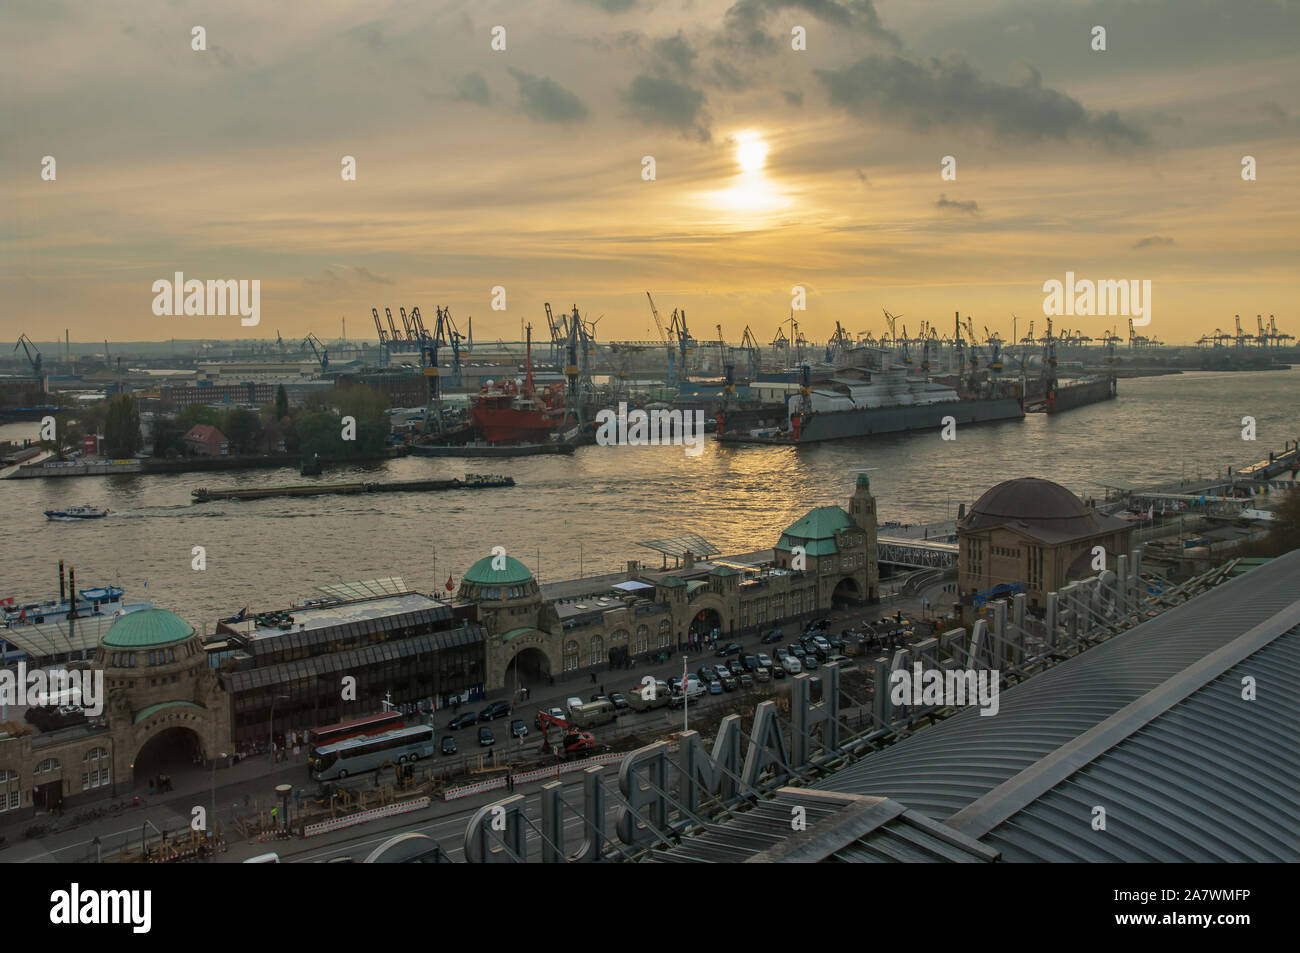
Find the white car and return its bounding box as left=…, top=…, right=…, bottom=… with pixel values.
left=812, top=635, right=831, bottom=655
left=785, top=656, right=803, bottom=674
left=566, top=696, right=583, bottom=714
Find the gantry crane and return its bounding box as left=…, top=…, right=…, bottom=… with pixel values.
left=301, top=333, right=329, bottom=370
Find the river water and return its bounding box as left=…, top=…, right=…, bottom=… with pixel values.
left=2, top=369, right=1295, bottom=625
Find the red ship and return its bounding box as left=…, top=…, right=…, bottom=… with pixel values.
left=469, top=330, right=566, bottom=443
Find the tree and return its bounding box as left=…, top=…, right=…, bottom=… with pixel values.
left=335, top=385, right=391, bottom=459
left=274, top=384, right=289, bottom=422
left=176, top=405, right=223, bottom=432
left=222, top=407, right=262, bottom=455
left=1267, top=487, right=1300, bottom=555
left=101, top=394, right=142, bottom=458
left=151, top=416, right=187, bottom=458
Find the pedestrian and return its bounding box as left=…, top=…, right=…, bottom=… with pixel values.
left=590, top=672, right=596, bottom=684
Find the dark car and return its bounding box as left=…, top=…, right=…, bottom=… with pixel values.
left=761, top=629, right=784, bottom=644
left=478, top=726, right=495, bottom=747
left=697, top=665, right=716, bottom=682
left=448, top=711, right=478, bottom=730
left=727, top=661, right=746, bottom=679
left=609, top=692, right=630, bottom=711
left=789, top=644, right=806, bottom=659
left=440, top=736, right=457, bottom=755
left=771, top=663, right=787, bottom=679
left=479, top=700, right=512, bottom=721
left=738, top=673, right=754, bottom=689
left=826, top=633, right=843, bottom=649
left=719, top=674, right=738, bottom=692
left=715, top=641, right=743, bottom=657
left=803, top=654, right=820, bottom=670
left=741, top=654, right=760, bottom=672
left=510, top=719, right=528, bottom=738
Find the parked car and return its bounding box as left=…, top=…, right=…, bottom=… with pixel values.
left=727, top=661, right=746, bottom=678
left=754, top=667, right=771, bottom=683
left=479, top=699, right=512, bottom=721
left=761, top=628, right=784, bottom=644
left=741, top=654, right=760, bottom=672
left=510, top=719, right=528, bottom=738
left=714, top=663, right=733, bottom=679
left=707, top=679, right=724, bottom=695
left=812, top=635, right=832, bottom=655
left=803, top=654, right=820, bottom=670
left=738, top=673, right=754, bottom=689
left=719, top=674, right=738, bottom=692
left=448, top=711, right=478, bottom=730
left=756, top=653, right=773, bottom=669
left=478, top=726, right=495, bottom=747
left=788, top=644, right=806, bottom=659
left=716, top=641, right=743, bottom=657
left=785, top=656, right=803, bottom=675
left=608, top=692, right=630, bottom=711
left=440, top=735, right=457, bottom=755
left=566, top=696, right=584, bottom=714
left=825, top=654, right=855, bottom=669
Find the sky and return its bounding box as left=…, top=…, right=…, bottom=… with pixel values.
left=3, top=0, right=1298, bottom=347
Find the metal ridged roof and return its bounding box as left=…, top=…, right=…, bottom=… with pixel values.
left=815, top=550, right=1300, bottom=862
left=642, top=789, right=997, bottom=864
left=981, top=632, right=1300, bottom=862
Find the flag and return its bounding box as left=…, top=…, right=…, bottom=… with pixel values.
left=445, top=574, right=455, bottom=591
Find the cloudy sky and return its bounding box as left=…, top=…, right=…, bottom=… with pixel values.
left=3, top=0, right=1298, bottom=346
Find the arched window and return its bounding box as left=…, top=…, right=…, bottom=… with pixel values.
left=34, top=758, right=60, bottom=775
left=82, top=747, right=111, bottom=791
left=563, top=640, right=580, bottom=672
left=658, top=619, right=671, bottom=648
left=590, top=635, right=604, bottom=665
left=634, top=625, right=649, bottom=654
left=0, top=769, right=19, bottom=812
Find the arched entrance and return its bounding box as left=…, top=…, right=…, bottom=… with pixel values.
left=132, top=726, right=203, bottom=788
left=504, top=646, right=551, bottom=699
left=688, top=608, right=722, bottom=647
left=832, top=576, right=861, bottom=608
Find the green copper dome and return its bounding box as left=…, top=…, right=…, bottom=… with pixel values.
left=463, top=555, right=533, bottom=586
left=101, top=608, right=196, bottom=649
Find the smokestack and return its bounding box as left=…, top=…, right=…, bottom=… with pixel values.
left=59, top=560, right=66, bottom=603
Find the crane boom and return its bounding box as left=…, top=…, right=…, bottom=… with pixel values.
left=645, top=292, right=669, bottom=345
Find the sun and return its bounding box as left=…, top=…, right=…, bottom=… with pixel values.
left=736, top=135, right=768, bottom=173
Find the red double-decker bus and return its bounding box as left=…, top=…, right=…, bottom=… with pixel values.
left=307, top=711, right=404, bottom=758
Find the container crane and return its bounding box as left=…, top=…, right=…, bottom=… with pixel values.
left=384, top=308, right=401, bottom=347
left=371, top=309, right=389, bottom=366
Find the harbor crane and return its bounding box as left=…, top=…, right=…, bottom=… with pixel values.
left=14, top=334, right=42, bottom=376
left=740, top=325, right=762, bottom=380
left=301, top=332, right=329, bottom=370
left=826, top=322, right=853, bottom=364
left=371, top=309, right=390, bottom=366
left=715, top=325, right=735, bottom=399
left=383, top=308, right=401, bottom=346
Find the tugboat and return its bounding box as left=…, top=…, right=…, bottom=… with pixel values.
left=44, top=505, right=109, bottom=521
left=300, top=453, right=323, bottom=476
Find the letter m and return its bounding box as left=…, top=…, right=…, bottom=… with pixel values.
left=206, top=279, right=239, bottom=316
left=101, top=890, right=131, bottom=923
left=1102, top=280, right=1129, bottom=316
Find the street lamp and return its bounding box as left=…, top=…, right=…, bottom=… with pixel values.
left=209, top=751, right=228, bottom=849
left=268, top=694, right=289, bottom=756
left=682, top=654, right=689, bottom=733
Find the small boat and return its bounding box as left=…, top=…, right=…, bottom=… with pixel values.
left=44, top=505, right=109, bottom=521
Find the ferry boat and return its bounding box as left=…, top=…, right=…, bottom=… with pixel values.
left=44, top=505, right=109, bottom=520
